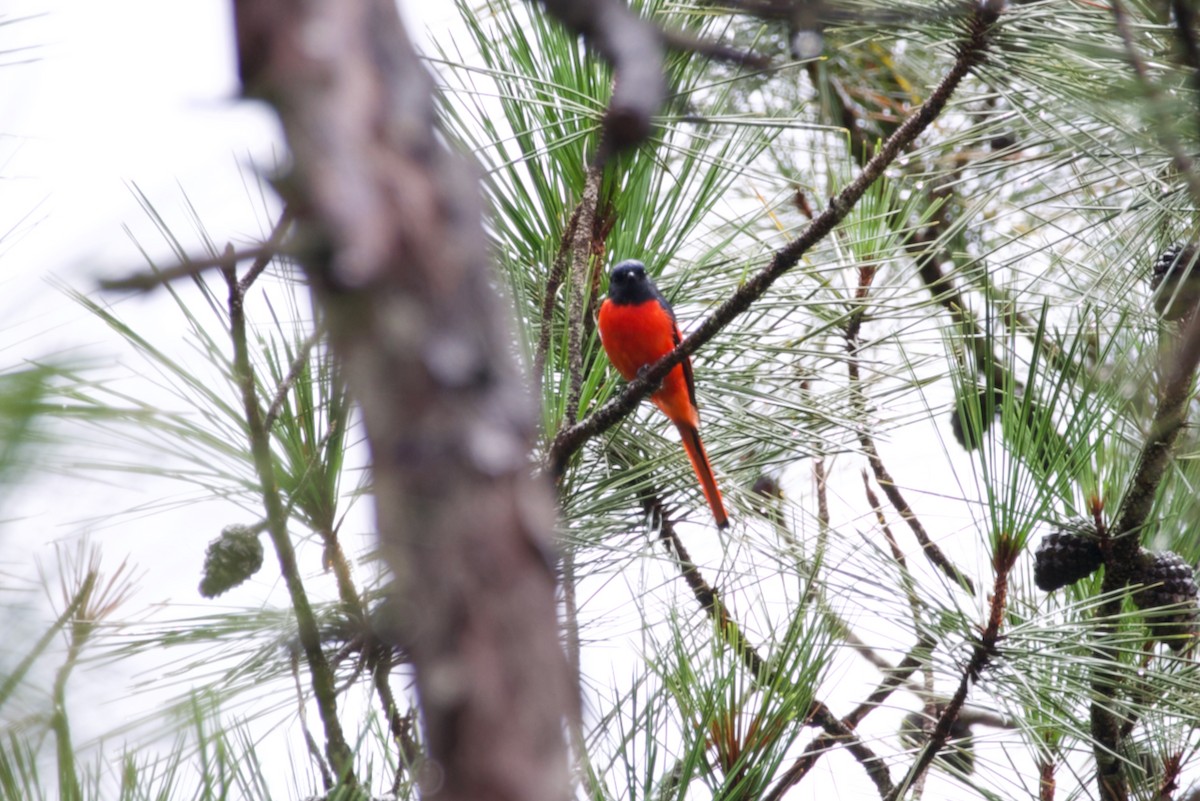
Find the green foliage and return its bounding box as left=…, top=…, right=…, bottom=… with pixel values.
left=0, top=366, right=52, bottom=487
left=433, top=1, right=1200, bottom=798
left=10, top=0, right=1200, bottom=799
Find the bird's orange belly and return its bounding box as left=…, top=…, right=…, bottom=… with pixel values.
left=597, top=300, right=696, bottom=428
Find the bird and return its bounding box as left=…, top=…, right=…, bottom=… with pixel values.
left=596, top=259, right=729, bottom=528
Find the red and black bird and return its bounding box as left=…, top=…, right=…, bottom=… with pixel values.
left=597, top=260, right=729, bottom=529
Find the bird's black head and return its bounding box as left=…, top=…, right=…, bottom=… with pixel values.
left=607, top=259, right=658, bottom=305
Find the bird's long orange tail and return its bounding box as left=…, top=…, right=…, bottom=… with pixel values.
left=677, top=422, right=729, bottom=529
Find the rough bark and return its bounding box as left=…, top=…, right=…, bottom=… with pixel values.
left=231, top=2, right=571, bottom=799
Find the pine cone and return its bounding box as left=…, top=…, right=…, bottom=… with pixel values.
left=1151, top=243, right=1200, bottom=321
left=1033, top=519, right=1103, bottom=592
left=199, top=524, right=265, bottom=598
left=1131, top=549, right=1199, bottom=651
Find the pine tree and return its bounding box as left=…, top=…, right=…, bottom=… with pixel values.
left=6, top=2, right=1200, bottom=800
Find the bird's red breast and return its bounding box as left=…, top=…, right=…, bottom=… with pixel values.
left=597, top=297, right=698, bottom=430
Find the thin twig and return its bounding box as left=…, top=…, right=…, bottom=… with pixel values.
left=1039, top=756, right=1056, bottom=801
left=647, top=494, right=768, bottom=678
left=240, top=209, right=295, bottom=293
left=814, top=453, right=830, bottom=555
left=863, top=471, right=929, bottom=639
left=816, top=545, right=1002, bottom=729
left=99, top=245, right=278, bottom=292
left=547, top=0, right=1005, bottom=476
left=320, top=536, right=353, bottom=611
left=221, top=246, right=355, bottom=784
left=291, top=645, right=334, bottom=791
left=864, top=471, right=909, bottom=570
left=806, top=703, right=896, bottom=798
left=264, top=327, right=326, bottom=430
left=847, top=264, right=976, bottom=595
left=370, top=651, right=419, bottom=786
left=100, top=208, right=293, bottom=293
left=843, top=640, right=934, bottom=730
left=48, top=570, right=98, bottom=801
left=834, top=606, right=1008, bottom=729
left=857, top=414, right=974, bottom=595
left=863, top=466, right=942, bottom=756
left=660, top=27, right=770, bottom=69
left=0, top=571, right=95, bottom=713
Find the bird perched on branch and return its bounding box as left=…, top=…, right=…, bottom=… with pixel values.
left=597, top=260, right=729, bottom=528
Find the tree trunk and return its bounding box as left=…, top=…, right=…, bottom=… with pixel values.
left=230, top=2, right=571, bottom=799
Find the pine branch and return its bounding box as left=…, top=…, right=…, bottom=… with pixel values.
left=764, top=639, right=934, bottom=801
left=808, top=702, right=896, bottom=798
left=533, top=204, right=581, bottom=392
left=659, top=27, right=770, bottom=69
left=645, top=494, right=768, bottom=679
left=814, top=451, right=829, bottom=554
left=1089, top=296, right=1200, bottom=801
left=548, top=0, right=1006, bottom=477
left=0, top=571, right=95, bottom=715
left=221, top=249, right=355, bottom=784
left=566, top=165, right=603, bottom=424
left=862, top=471, right=926, bottom=631
left=847, top=265, right=976, bottom=595
left=1040, top=757, right=1056, bottom=801
left=885, top=537, right=1018, bottom=801
left=240, top=209, right=294, bottom=292
left=370, top=651, right=420, bottom=785
left=290, top=647, right=335, bottom=790
left=49, top=573, right=97, bottom=801
left=857, top=429, right=975, bottom=594
left=843, top=640, right=935, bottom=730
